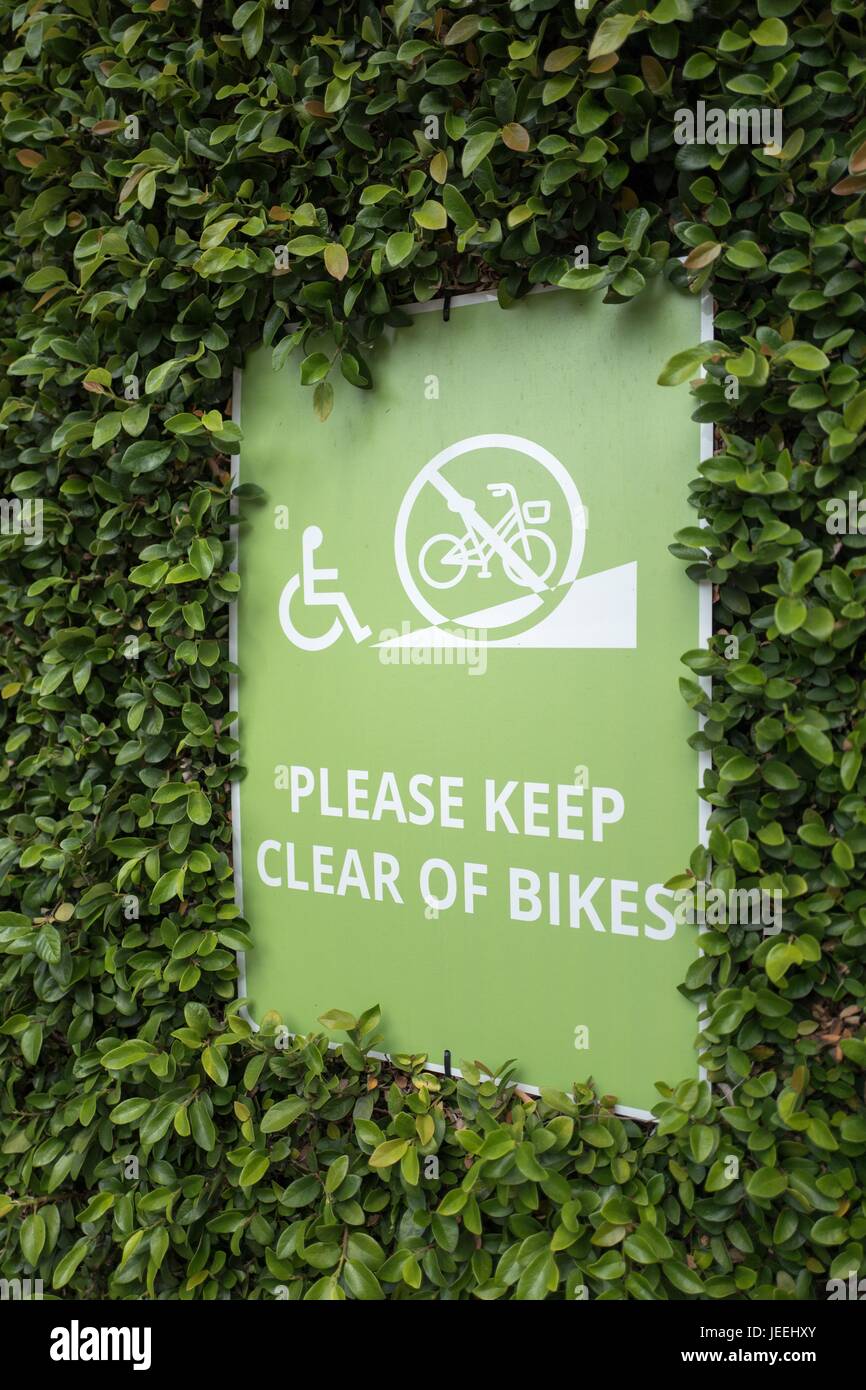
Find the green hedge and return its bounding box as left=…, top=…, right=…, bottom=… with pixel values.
left=1, top=0, right=866, bottom=1301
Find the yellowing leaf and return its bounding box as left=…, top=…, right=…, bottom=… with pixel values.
left=429, top=151, right=448, bottom=184
left=413, top=200, right=447, bottom=230
left=369, top=1138, right=410, bottom=1167
left=588, top=14, right=637, bottom=62
left=444, top=15, right=481, bottom=45
left=314, top=381, right=334, bottom=421
left=324, top=243, right=349, bottom=280
left=543, top=46, right=581, bottom=72
left=324, top=77, right=351, bottom=113
left=750, top=17, right=788, bottom=46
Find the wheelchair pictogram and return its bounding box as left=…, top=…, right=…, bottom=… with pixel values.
left=278, top=525, right=371, bottom=652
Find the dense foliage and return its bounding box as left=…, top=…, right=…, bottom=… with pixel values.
left=1, top=0, right=865, bottom=1301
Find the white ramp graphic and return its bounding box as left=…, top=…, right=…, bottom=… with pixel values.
left=376, top=562, right=637, bottom=650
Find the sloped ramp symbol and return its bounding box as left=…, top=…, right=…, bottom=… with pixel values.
left=375, top=562, right=637, bottom=650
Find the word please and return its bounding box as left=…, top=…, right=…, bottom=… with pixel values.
left=277, top=765, right=625, bottom=841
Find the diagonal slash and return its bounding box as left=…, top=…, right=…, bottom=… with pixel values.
left=427, top=471, right=549, bottom=595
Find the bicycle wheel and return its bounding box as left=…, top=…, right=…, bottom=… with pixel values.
left=418, top=533, right=469, bottom=589
left=502, top=529, right=557, bottom=587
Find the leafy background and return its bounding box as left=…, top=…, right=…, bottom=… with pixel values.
left=1, top=0, right=865, bottom=1301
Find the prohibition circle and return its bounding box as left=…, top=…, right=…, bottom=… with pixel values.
left=394, top=433, right=585, bottom=629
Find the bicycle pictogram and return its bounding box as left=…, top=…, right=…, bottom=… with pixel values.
left=394, top=434, right=586, bottom=634
left=418, top=482, right=556, bottom=591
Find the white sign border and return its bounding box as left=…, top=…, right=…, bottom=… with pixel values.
left=229, top=282, right=714, bottom=1124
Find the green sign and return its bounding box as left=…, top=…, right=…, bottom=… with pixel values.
left=234, top=284, right=707, bottom=1115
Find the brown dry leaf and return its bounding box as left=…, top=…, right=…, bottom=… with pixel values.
left=589, top=53, right=619, bottom=74
left=849, top=137, right=866, bottom=174
left=118, top=169, right=146, bottom=203
left=501, top=122, right=530, bottom=153
left=16, top=149, right=44, bottom=169
left=684, top=241, right=724, bottom=271
left=641, top=55, right=666, bottom=93
left=33, top=286, right=64, bottom=311
left=92, top=119, right=123, bottom=135
left=832, top=174, right=866, bottom=195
